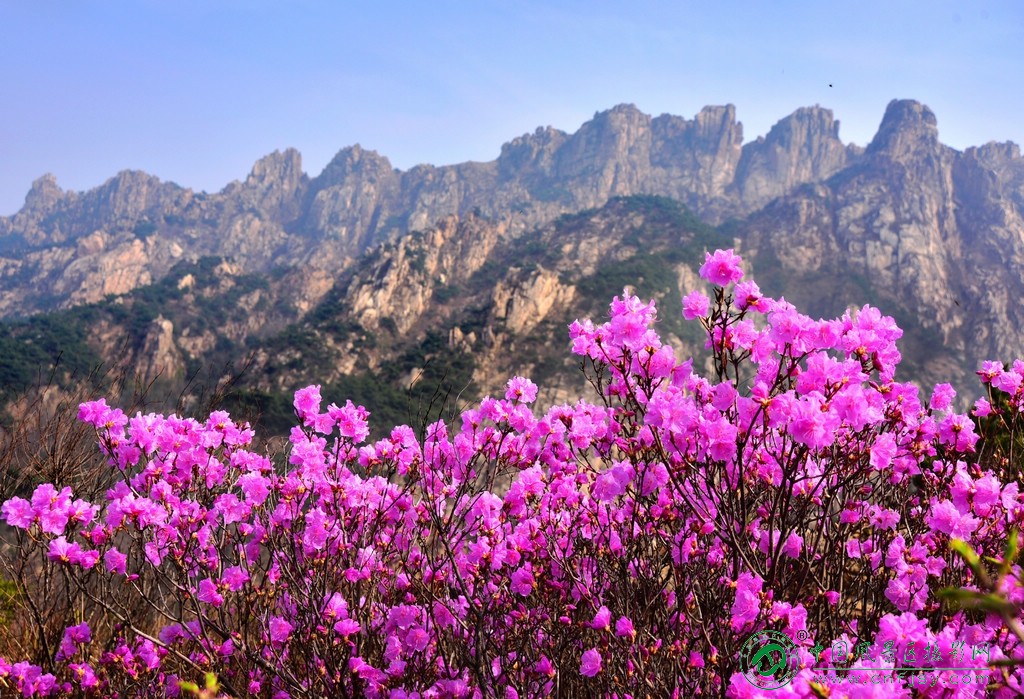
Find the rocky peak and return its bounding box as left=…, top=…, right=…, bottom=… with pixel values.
left=645, top=106, right=744, bottom=213
left=23, top=174, right=65, bottom=213
left=305, top=145, right=401, bottom=252
left=733, top=106, right=849, bottom=207
left=240, top=149, right=307, bottom=220
left=559, top=104, right=653, bottom=168
left=867, top=99, right=940, bottom=161
left=497, top=126, right=568, bottom=180
left=693, top=104, right=742, bottom=145
left=969, top=141, right=1021, bottom=164
left=962, top=141, right=1023, bottom=193
left=246, top=148, right=304, bottom=191
left=763, top=106, right=842, bottom=147
left=87, top=170, right=183, bottom=222
left=315, top=145, right=395, bottom=188
left=583, top=103, right=650, bottom=131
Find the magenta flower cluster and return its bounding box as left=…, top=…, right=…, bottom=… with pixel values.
left=2, top=249, right=1023, bottom=697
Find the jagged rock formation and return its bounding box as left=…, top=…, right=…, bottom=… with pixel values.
left=237, top=196, right=727, bottom=427
left=739, top=99, right=1024, bottom=389
left=0, top=102, right=863, bottom=319
left=732, top=106, right=857, bottom=205
left=2, top=99, right=1024, bottom=431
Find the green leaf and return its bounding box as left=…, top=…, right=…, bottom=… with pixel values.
left=1003, top=529, right=1021, bottom=575
left=950, top=538, right=988, bottom=582
left=204, top=673, right=219, bottom=691
left=937, top=588, right=1017, bottom=615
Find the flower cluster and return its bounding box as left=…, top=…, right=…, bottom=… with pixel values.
left=2, top=249, right=1023, bottom=697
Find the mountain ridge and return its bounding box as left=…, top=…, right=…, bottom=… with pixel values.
left=2, top=99, right=1023, bottom=433
left=7, top=98, right=1015, bottom=322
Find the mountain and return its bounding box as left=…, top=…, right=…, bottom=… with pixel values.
left=740, top=100, right=1024, bottom=390
left=0, top=102, right=857, bottom=318
left=1, top=99, right=1023, bottom=433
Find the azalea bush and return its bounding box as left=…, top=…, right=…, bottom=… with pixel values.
left=2, top=249, right=1024, bottom=697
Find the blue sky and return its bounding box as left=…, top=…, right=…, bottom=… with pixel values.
left=1, top=1, right=1021, bottom=215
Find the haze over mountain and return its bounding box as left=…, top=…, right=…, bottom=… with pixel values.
left=1, top=98, right=1022, bottom=430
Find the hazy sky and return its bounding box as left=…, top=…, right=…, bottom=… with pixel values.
left=2, top=1, right=1021, bottom=215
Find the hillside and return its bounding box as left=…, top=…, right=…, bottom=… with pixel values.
left=1, top=99, right=1023, bottom=433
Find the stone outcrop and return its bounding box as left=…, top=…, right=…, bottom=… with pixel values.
left=491, top=267, right=576, bottom=336
left=138, top=315, right=183, bottom=383
left=2, top=98, right=1024, bottom=414
left=732, top=106, right=852, bottom=207
left=738, top=99, right=1024, bottom=390
left=0, top=101, right=884, bottom=319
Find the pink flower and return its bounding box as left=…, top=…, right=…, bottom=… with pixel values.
left=135, top=639, right=160, bottom=671
left=592, top=461, right=634, bottom=501
left=510, top=566, right=534, bottom=596
left=293, top=385, right=322, bottom=421
left=927, top=499, right=979, bottom=539
left=334, top=618, right=360, bottom=637
left=704, top=417, right=738, bottom=462
left=32, top=484, right=73, bottom=535
left=699, top=248, right=744, bottom=286
left=1, top=498, right=34, bottom=529
left=734, top=280, right=768, bottom=312
left=47, top=536, right=82, bottom=565
left=302, top=507, right=330, bottom=552
left=505, top=376, right=538, bottom=404
left=580, top=648, right=602, bottom=677
left=782, top=532, right=803, bottom=558
left=682, top=290, right=710, bottom=320
left=328, top=400, right=371, bottom=442
left=790, top=393, right=842, bottom=450
left=237, top=472, right=271, bottom=506
left=730, top=571, right=763, bottom=631
left=591, top=606, right=611, bottom=631
left=197, top=578, right=224, bottom=608
left=222, top=566, right=249, bottom=592
left=104, top=548, right=128, bottom=576
left=869, top=433, right=897, bottom=470
left=269, top=616, right=294, bottom=644
left=977, top=360, right=1004, bottom=384
left=640, top=462, right=669, bottom=497
left=322, top=592, right=347, bottom=620
left=938, top=413, right=979, bottom=452
left=388, top=605, right=420, bottom=630
left=867, top=505, right=900, bottom=531
left=77, top=549, right=99, bottom=569
left=56, top=622, right=91, bottom=661
left=929, top=383, right=956, bottom=411
left=615, top=616, right=636, bottom=640
left=993, top=370, right=1023, bottom=395
left=69, top=663, right=98, bottom=688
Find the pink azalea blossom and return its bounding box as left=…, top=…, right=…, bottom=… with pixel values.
left=104, top=548, right=128, bottom=575
left=682, top=290, right=710, bottom=320
left=730, top=571, right=764, bottom=631
left=699, top=248, right=744, bottom=286
left=269, top=616, right=294, bottom=644
left=580, top=648, right=602, bottom=677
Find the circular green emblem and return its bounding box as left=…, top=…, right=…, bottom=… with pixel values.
left=740, top=630, right=798, bottom=689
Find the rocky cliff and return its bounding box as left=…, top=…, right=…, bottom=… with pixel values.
left=2, top=99, right=1023, bottom=433
left=739, top=99, right=1024, bottom=390
left=0, top=102, right=862, bottom=320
